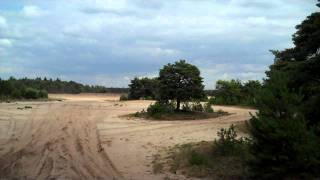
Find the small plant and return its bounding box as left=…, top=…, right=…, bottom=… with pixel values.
left=213, top=124, right=249, bottom=156
left=191, top=102, right=204, bottom=112
left=147, top=101, right=175, bottom=118
left=182, top=102, right=191, bottom=111
left=119, top=94, right=128, bottom=101
left=24, top=106, right=32, bottom=109
left=204, top=103, right=214, bottom=113
left=189, top=150, right=207, bottom=166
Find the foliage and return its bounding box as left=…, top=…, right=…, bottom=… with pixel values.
left=0, top=77, right=128, bottom=99
left=203, top=103, right=214, bottom=113
left=119, top=94, right=128, bottom=101
left=128, top=77, right=159, bottom=100
left=214, top=125, right=250, bottom=157
left=158, top=60, right=205, bottom=110
left=146, top=101, right=175, bottom=118
left=191, top=101, right=203, bottom=112
left=248, top=72, right=320, bottom=179
left=209, top=79, right=262, bottom=106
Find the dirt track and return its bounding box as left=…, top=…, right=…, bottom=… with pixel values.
left=0, top=94, right=255, bottom=180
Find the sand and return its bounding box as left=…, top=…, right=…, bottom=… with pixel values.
left=0, top=94, right=255, bottom=180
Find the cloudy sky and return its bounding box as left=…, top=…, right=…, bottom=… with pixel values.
left=0, top=0, right=318, bottom=88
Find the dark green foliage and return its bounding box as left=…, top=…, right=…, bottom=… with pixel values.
left=0, top=77, right=128, bottom=101
left=214, top=125, right=249, bottom=157
left=158, top=60, right=205, bottom=110
left=248, top=72, right=320, bottom=179
left=204, top=103, right=214, bottom=113
left=210, top=79, right=262, bottom=106
left=119, top=94, right=128, bottom=101
left=191, top=101, right=203, bottom=112
left=146, top=101, right=175, bottom=118
left=188, top=150, right=207, bottom=166
left=128, top=77, right=158, bottom=100
left=23, top=88, right=40, bottom=99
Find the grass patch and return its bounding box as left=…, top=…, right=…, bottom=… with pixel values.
left=152, top=125, right=251, bottom=179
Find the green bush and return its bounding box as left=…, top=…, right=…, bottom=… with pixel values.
left=119, top=94, right=128, bottom=101
left=38, top=90, right=48, bottom=98
left=23, top=88, right=40, bottom=99
left=204, top=103, right=214, bottom=113
left=191, top=102, right=203, bottom=112
left=189, top=150, right=207, bottom=166
left=213, top=125, right=249, bottom=156
left=147, top=101, right=175, bottom=118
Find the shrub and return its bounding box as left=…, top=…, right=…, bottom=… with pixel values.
left=182, top=102, right=191, bottom=111
left=23, top=88, right=39, bottom=99
left=147, top=101, right=175, bottom=118
left=191, top=102, right=204, bottom=112
left=204, top=103, right=214, bottom=113
left=119, top=94, right=128, bottom=101
left=11, top=89, right=22, bottom=98
left=38, top=90, right=48, bottom=98
left=189, top=150, right=207, bottom=166
left=213, top=124, right=249, bottom=156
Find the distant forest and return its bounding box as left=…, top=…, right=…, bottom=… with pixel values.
left=0, top=77, right=128, bottom=100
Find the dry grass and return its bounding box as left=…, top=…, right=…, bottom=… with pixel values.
left=152, top=141, right=249, bottom=179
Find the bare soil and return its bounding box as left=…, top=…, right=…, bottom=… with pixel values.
left=0, top=93, right=256, bottom=180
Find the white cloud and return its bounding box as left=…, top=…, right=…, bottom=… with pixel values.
left=22, top=5, right=45, bottom=17
left=0, top=0, right=317, bottom=87
left=0, top=16, right=7, bottom=29
left=0, top=39, right=12, bottom=47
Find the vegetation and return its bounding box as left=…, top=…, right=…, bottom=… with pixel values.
left=209, top=79, right=262, bottom=106
left=248, top=1, right=320, bottom=179
left=119, top=94, right=129, bottom=101
left=158, top=60, right=205, bottom=110
left=134, top=101, right=227, bottom=120
left=128, top=77, right=158, bottom=100
left=153, top=125, right=250, bottom=179
left=0, top=77, right=128, bottom=101
left=0, top=78, right=48, bottom=100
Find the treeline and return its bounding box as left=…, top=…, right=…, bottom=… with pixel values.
left=209, top=79, right=262, bottom=106
left=127, top=77, right=263, bottom=107
left=0, top=77, right=128, bottom=100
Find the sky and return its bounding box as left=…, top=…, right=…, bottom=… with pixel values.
left=0, top=0, right=318, bottom=88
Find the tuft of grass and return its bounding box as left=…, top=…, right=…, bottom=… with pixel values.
left=152, top=125, right=251, bottom=179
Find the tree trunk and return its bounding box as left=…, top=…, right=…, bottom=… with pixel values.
left=176, top=99, right=181, bottom=111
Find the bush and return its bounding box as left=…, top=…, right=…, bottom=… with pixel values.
left=191, top=102, right=204, bottom=112
left=23, top=88, right=40, bottom=99
left=189, top=150, right=207, bottom=166
left=204, top=103, right=214, bottom=113
left=213, top=125, right=249, bottom=156
left=147, top=101, right=175, bottom=118
left=119, top=94, right=128, bottom=101
left=38, top=90, right=48, bottom=98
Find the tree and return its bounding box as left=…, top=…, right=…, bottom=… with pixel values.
left=248, top=72, right=320, bottom=179
left=214, top=79, right=243, bottom=105
left=128, top=77, right=158, bottom=100
left=248, top=1, right=320, bottom=178
left=158, top=60, right=205, bottom=110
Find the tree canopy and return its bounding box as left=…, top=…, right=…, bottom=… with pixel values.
left=158, top=60, right=205, bottom=110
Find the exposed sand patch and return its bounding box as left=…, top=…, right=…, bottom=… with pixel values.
left=0, top=93, right=255, bottom=180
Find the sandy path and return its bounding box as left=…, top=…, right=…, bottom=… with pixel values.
left=0, top=94, right=255, bottom=180
left=0, top=100, right=122, bottom=179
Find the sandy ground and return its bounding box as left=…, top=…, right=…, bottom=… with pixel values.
left=0, top=94, right=255, bottom=180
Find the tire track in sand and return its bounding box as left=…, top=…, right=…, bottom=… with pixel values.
left=0, top=102, right=123, bottom=180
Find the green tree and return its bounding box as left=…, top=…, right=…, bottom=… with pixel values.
left=158, top=60, right=205, bottom=110
left=248, top=72, right=320, bottom=179
left=249, top=1, right=320, bottom=178
left=128, top=77, right=158, bottom=100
